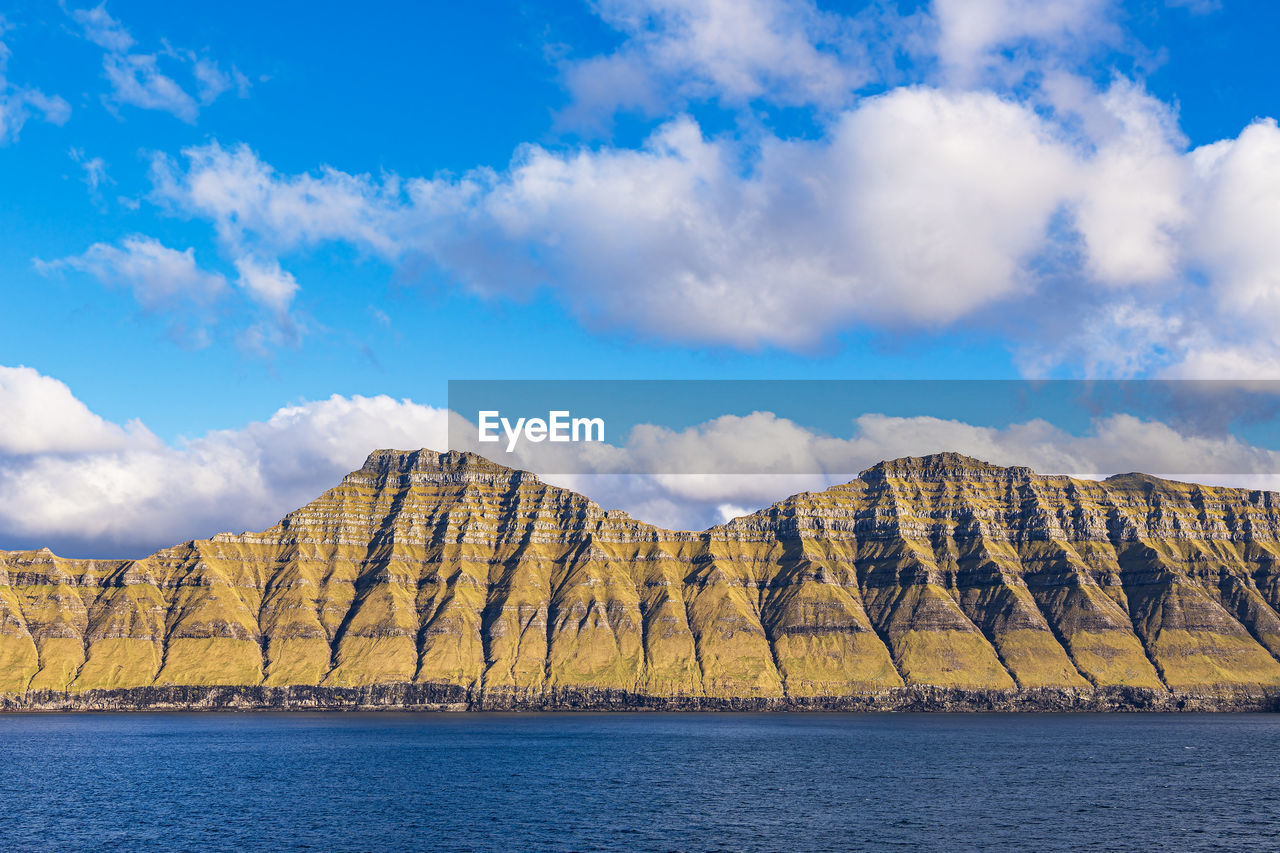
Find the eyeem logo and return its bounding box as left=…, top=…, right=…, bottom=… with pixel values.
left=477, top=411, right=605, bottom=452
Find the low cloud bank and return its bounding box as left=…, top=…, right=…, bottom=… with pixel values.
left=4, top=366, right=1279, bottom=557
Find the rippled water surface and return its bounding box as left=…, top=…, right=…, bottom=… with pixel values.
left=2, top=712, right=1277, bottom=851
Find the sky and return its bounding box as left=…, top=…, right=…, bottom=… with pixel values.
left=4, top=0, right=1280, bottom=556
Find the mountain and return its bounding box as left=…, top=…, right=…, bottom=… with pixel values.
left=3, top=449, right=1280, bottom=711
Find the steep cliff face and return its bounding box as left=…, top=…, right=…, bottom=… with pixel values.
left=3, top=449, right=1280, bottom=708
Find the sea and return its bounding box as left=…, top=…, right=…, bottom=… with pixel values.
left=1, top=712, right=1276, bottom=851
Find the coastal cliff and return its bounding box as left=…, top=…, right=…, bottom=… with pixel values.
left=3, top=449, right=1280, bottom=711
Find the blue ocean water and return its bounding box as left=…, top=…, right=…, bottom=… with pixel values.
left=1, top=712, right=1277, bottom=852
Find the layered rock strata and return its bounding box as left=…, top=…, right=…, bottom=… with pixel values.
left=3, top=449, right=1280, bottom=710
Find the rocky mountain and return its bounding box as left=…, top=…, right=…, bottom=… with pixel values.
left=3, top=449, right=1280, bottom=710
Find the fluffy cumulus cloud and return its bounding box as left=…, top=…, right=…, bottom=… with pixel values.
left=1046, top=114, right=1280, bottom=378
left=67, top=2, right=247, bottom=123
left=454, top=404, right=1280, bottom=531
left=0, top=366, right=1262, bottom=556
left=449, top=71, right=1258, bottom=364
left=0, top=365, right=449, bottom=557
left=1063, top=79, right=1189, bottom=287
left=44, top=0, right=1280, bottom=376
left=409, top=88, right=1083, bottom=344
left=542, top=408, right=1280, bottom=529
left=5, top=366, right=1279, bottom=555
left=149, top=89, right=1078, bottom=347
left=138, top=77, right=1186, bottom=353
left=0, top=366, right=142, bottom=456
left=1183, top=123, right=1280, bottom=337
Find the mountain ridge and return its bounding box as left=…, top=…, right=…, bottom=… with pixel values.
left=3, top=448, right=1280, bottom=711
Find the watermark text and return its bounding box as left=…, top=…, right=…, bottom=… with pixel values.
left=477, top=410, right=605, bottom=452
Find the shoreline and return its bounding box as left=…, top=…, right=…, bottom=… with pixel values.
left=3, top=683, right=1278, bottom=712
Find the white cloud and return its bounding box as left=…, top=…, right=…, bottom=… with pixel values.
left=1187, top=120, right=1280, bottom=323
left=562, top=0, right=1123, bottom=121
left=67, top=2, right=135, bottom=52
left=69, top=147, right=113, bottom=208
left=35, top=236, right=227, bottom=347
left=1028, top=114, right=1280, bottom=378
left=561, top=0, right=877, bottom=122
left=425, top=86, right=1076, bottom=342
left=1139, top=119, right=1280, bottom=377
left=4, top=366, right=1279, bottom=556
left=0, top=366, right=449, bottom=557
left=15, top=88, right=70, bottom=125
left=234, top=255, right=298, bottom=315
left=191, top=57, right=249, bottom=103
left=557, top=0, right=1125, bottom=123
left=66, top=2, right=247, bottom=122
left=35, top=235, right=308, bottom=351
left=0, top=17, right=71, bottom=144
left=0, top=88, right=69, bottom=145
left=0, top=366, right=146, bottom=456
left=836, top=412, right=1280, bottom=485
left=478, top=408, right=1280, bottom=530
left=932, top=0, right=1120, bottom=84
left=38, top=235, right=226, bottom=311
left=148, top=87, right=1079, bottom=348
left=1069, top=80, right=1190, bottom=286
left=102, top=52, right=199, bottom=122
left=69, top=147, right=110, bottom=191
left=136, top=69, right=1280, bottom=375
left=191, top=58, right=228, bottom=101
left=36, top=0, right=1280, bottom=379
left=528, top=0, right=1280, bottom=373
left=150, top=141, right=402, bottom=256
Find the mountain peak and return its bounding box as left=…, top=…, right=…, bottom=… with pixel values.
left=358, top=448, right=541, bottom=483
left=859, top=452, right=1031, bottom=481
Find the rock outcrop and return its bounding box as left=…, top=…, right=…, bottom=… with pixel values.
left=3, top=449, right=1280, bottom=710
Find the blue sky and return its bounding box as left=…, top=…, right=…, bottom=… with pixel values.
left=6, top=0, right=1280, bottom=555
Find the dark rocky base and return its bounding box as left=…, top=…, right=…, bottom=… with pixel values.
left=3, top=683, right=1279, bottom=712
